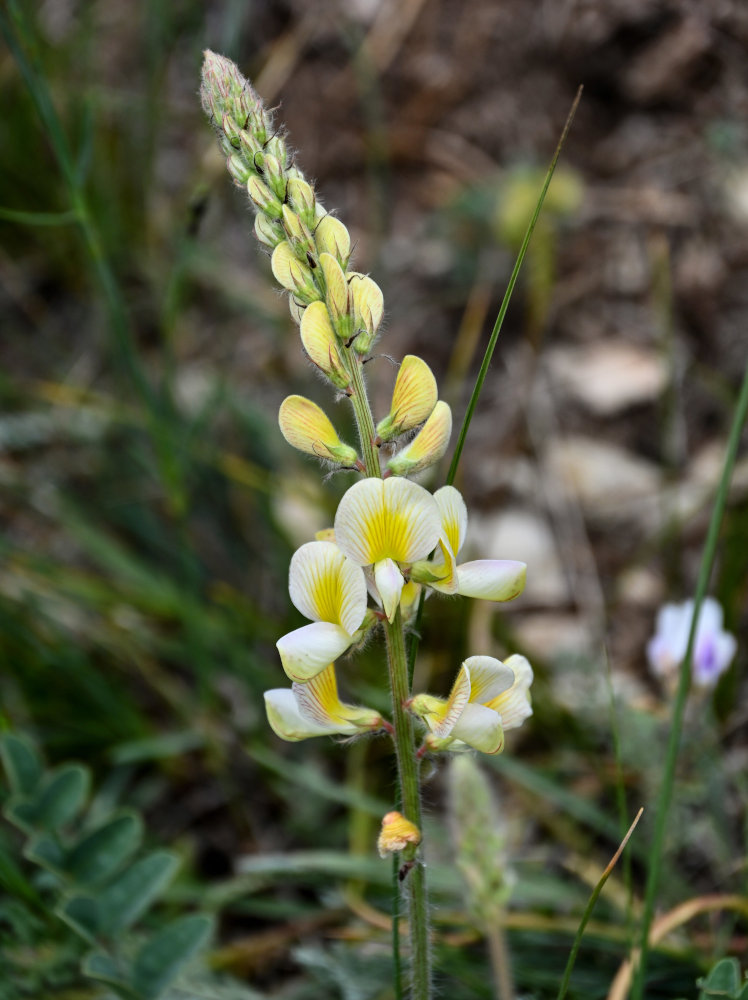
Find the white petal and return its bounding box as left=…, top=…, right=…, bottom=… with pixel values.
left=433, top=486, right=468, bottom=560
left=451, top=703, right=505, bottom=754
left=264, top=688, right=342, bottom=741
left=276, top=622, right=353, bottom=682
left=431, top=663, right=471, bottom=738
left=489, top=654, right=533, bottom=730
left=334, top=477, right=441, bottom=566
left=455, top=560, right=526, bottom=602
left=374, top=558, right=404, bottom=623
left=289, top=541, right=367, bottom=634
left=462, top=655, right=515, bottom=704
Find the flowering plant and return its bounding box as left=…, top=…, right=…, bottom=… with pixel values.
left=200, top=51, right=533, bottom=999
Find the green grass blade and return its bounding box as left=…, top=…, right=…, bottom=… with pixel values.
left=632, top=359, right=748, bottom=1000
left=0, top=206, right=79, bottom=226
left=446, top=85, right=583, bottom=487
left=556, top=809, right=643, bottom=1000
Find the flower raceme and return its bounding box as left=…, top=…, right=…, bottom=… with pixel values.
left=409, top=655, right=533, bottom=754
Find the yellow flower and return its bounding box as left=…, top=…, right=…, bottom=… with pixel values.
left=410, top=486, right=526, bottom=602
left=265, top=664, right=383, bottom=741
left=278, top=395, right=358, bottom=467
left=271, top=241, right=319, bottom=302
left=276, top=540, right=368, bottom=681
left=348, top=273, right=384, bottom=353
left=299, top=302, right=350, bottom=390
left=387, top=400, right=452, bottom=477
left=334, top=478, right=441, bottom=622
left=314, top=214, right=351, bottom=265
left=377, top=811, right=422, bottom=857
left=410, top=655, right=533, bottom=755
left=376, top=355, right=438, bottom=443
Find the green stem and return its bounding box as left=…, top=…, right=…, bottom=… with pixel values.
left=347, top=355, right=381, bottom=477
left=631, top=359, right=748, bottom=1000
left=384, top=609, right=430, bottom=1000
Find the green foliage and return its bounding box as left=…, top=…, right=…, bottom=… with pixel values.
left=0, top=732, right=213, bottom=1000
left=696, top=958, right=748, bottom=1000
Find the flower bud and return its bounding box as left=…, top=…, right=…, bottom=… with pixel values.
left=271, top=241, right=320, bottom=302
left=376, top=355, right=438, bottom=442
left=314, top=214, right=351, bottom=265
left=255, top=212, right=284, bottom=249
left=289, top=297, right=306, bottom=325
left=288, top=178, right=317, bottom=229
left=377, top=811, right=421, bottom=858
left=221, top=112, right=242, bottom=149
left=387, top=401, right=452, bottom=477
left=349, top=274, right=384, bottom=353
left=278, top=395, right=358, bottom=466
left=281, top=205, right=315, bottom=257
left=247, top=176, right=283, bottom=218
left=319, top=252, right=349, bottom=329
left=300, top=301, right=350, bottom=390
left=226, top=153, right=251, bottom=186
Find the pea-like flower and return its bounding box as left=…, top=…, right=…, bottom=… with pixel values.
left=647, top=597, right=737, bottom=689
left=410, top=654, right=533, bottom=755
left=265, top=664, right=383, bottom=741
left=410, top=486, right=526, bottom=602
left=276, top=540, right=369, bottom=681
left=334, top=477, right=442, bottom=623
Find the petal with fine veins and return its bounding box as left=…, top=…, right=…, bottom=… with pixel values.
left=455, top=560, right=527, bottom=602
left=276, top=621, right=354, bottom=682
left=485, top=654, right=533, bottom=730
left=433, top=486, right=468, bottom=560
left=264, top=688, right=343, bottom=741
left=462, top=655, right=515, bottom=704
left=451, top=703, right=505, bottom=754
left=293, top=664, right=382, bottom=732
left=289, top=541, right=367, bottom=635
left=430, top=663, right=471, bottom=738
left=334, top=477, right=441, bottom=567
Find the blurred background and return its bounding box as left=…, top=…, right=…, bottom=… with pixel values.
left=1, top=1, right=747, bottom=997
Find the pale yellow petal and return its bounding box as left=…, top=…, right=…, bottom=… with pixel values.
left=300, top=301, right=349, bottom=389
left=348, top=273, right=384, bottom=353
left=433, top=485, right=468, bottom=561
left=430, top=663, right=471, bottom=738
left=377, top=356, right=438, bottom=441
left=462, top=655, right=515, bottom=705
left=320, top=252, right=349, bottom=323
left=334, top=477, right=441, bottom=567
left=271, top=241, right=315, bottom=296
left=314, top=214, right=351, bottom=263
left=387, top=401, right=452, bottom=476
left=374, top=558, right=404, bottom=623
left=276, top=621, right=353, bottom=682
left=377, top=811, right=421, bottom=857
left=293, top=665, right=382, bottom=732
left=289, top=540, right=367, bottom=634
left=451, top=703, right=505, bottom=754
left=485, top=654, right=533, bottom=730
left=278, top=395, right=358, bottom=465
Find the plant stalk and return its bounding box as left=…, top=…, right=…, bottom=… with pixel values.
left=384, top=609, right=430, bottom=1000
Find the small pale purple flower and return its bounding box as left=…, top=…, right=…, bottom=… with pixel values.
left=647, top=597, right=737, bottom=689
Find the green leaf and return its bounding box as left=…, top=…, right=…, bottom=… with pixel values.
left=65, top=813, right=142, bottom=885
left=0, top=735, right=42, bottom=796
left=699, top=958, right=741, bottom=997
left=83, top=951, right=140, bottom=1000
left=97, top=850, right=179, bottom=936
left=59, top=893, right=100, bottom=942
left=10, top=764, right=90, bottom=832
left=25, top=833, right=67, bottom=873
left=131, top=913, right=213, bottom=999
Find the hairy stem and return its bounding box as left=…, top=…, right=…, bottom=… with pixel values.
left=385, top=609, right=430, bottom=1000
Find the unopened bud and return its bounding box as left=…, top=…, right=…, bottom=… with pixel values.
left=387, top=401, right=452, bottom=476
left=221, top=112, right=242, bottom=149
left=319, top=253, right=349, bottom=328
left=377, top=811, right=421, bottom=858
left=314, top=215, right=351, bottom=265
left=288, top=178, right=317, bottom=228
left=278, top=395, right=358, bottom=466
left=348, top=274, right=384, bottom=353
left=255, top=212, right=284, bottom=249
left=271, top=241, right=319, bottom=302
left=248, top=176, right=283, bottom=218
left=377, top=355, right=438, bottom=442
left=227, top=153, right=251, bottom=186
left=300, top=301, right=350, bottom=390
